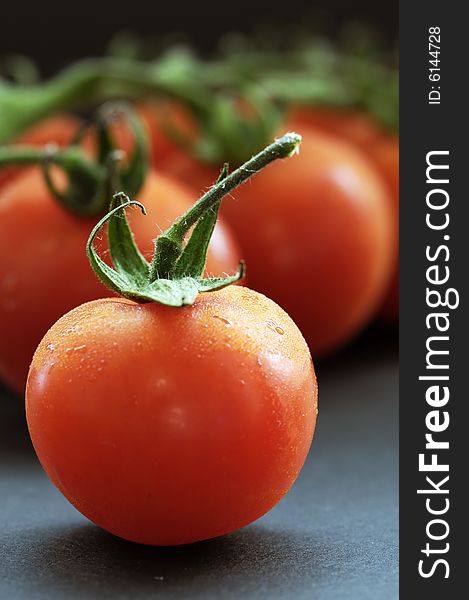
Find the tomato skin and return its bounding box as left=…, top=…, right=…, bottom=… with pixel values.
left=0, top=169, right=241, bottom=395
left=26, top=287, right=317, bottom=546
left=366, top=136, right=399, bottom=323
left=15, top=114, right=82, bottom=146
left=158, top=151, right=220, bottom=195
left=0, top=114, right=83, bottom=189
left=288, top=107, right=384, bottom=148
left=131, top=101, right=221, bottom=194
left=135, top=100, right=201, bottom=165
left=289, top=108, right=399, bottom=323
left=221, top=127, right=395, bottom=357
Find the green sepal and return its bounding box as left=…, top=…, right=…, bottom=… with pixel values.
left=172, top=199, right=221, bottom=278
left=86, top=201, right=145, bottom=297
left=107, top=192, right=150, bottom=283
left=87, top=198, right=245, bottom=307
left=198, top=262, right=245, bottom=292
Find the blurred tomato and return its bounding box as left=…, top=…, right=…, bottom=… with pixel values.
left=289, top=107, right=399, bottom=323
left=158, top=151, right=219, bottom=193
left=366, top=135, right=399, bottom=323
left=135, top=100, right=200, bottom=166
left=288, top=107, right=383, bottom=147
left=0, top=114, right=83, bottom=189
left=220, top=126, right=395, bottom=357
left=131, top=101, right=219, bottom=193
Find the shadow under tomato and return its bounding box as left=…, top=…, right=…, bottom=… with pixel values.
left=0, top=522, right=355, bottom=599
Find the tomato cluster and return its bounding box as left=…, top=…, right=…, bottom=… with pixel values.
left=0, top=55, right=398, bottom=545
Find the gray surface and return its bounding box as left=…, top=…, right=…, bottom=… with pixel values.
left=0, top=335, right=398, bottom=600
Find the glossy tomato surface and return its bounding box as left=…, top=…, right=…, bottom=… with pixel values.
left=135, top=100, right=200, bottom=166
left=132, top=100, right=221, bottom=194
left=26, top=286, right=318, bottom=546
left=0, top=169, right=241, bottom=394
left=289, top=108, right=399, bottom=323
left=366, top=135, right=399, bottom=323
left=288, top=107, right=384, bottom=148
left=158, top=150, right=220, bottom=195
left=221, top=127, right=395, bottom=357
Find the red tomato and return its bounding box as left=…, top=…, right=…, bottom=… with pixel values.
left=288, top=107, right=384, bottom=148
left=0, top=169, right=241, bottom=394
left=365, top=135, right=399, bottom=323
left=0, top=114, right=83, bottom=188
left=158, top=150, right=220, bottom=194
left=289, top=107, right=399, bottom=323
left=26, top=287, right=317, bottom=546
left=135, top=100, right=201, bottom=166
left=16, top=114, right=82, bottom=146
left=129, top=101, right=220, bottom=194
left=221, top=127, right=395, bottom=357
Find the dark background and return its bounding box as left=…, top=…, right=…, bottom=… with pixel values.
left=2, top=0, right=397, bottom=74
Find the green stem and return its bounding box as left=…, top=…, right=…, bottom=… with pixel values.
left=150, top=131, right=301, bottom=279
left=0, top=44, right=398, bottom=147
left=0, top=145, right=47, bottom=167
left=0, top=58, right=211, bottom=144
left=0, top=143, right=102, bottom=180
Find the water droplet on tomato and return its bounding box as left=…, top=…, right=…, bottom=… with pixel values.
left=266, top=319, right=284, bottom=335
left=213, top=315, right=233, bottom=327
